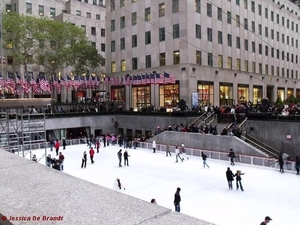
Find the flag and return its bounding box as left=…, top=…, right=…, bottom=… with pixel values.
left=155, top=73, right=163, bottom=84
left=60, top=77, right=68, bottom=87
left=126, top=75, right=132, bottom=86
left=4, top=73, right=16, bottom=90
left=145, top=73, right=151, bottom=84
left=39, top=78, right=50, bottom=92
left=132, top=75, right=138, bottom=85
left=141, top=74, right=146, bottom=85
left=95, top=76, right=100, bottom=86
left=163, top=72, right=176, bottom=84
left=67, top=75, right=73, bottom=89
left=53, top=76, right=61, bottom=92
left=30, top=78, right=40, bottom=93
left=0, top=73, right=4, bottom=87
left=137, top=75, right=142, bottom=85
left=150, top=73, right=155, bottom=84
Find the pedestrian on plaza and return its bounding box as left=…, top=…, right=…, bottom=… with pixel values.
left=235, top=170, right=245, bottom=191
left=166, top=144, right=172, bottom=157
left=58, top=152, right=65, bottom=171
left=103, top=135, right=106, bottom=147
left=62, top=137, right=66, bottom=150
left=152, top=140, right=156, bottom=153
left=295, top=156, right=300, bottom=175
left=117, top=149, right=122, bottom=167
left=32, top=154, right=37, bottom=162
left=277, top=153, right=284, bottom=173
left=46, top=154, right=52, bottom=167
left=175, top=146, right=183, bottom=163
left=49, top=135, right=54, bottom=151
left=89, top=147, right=95, bottom=164
left=228, top=149, right=235, bottom=166
left=226, top=167, right=235, bottom=190
left=124, top=150, right=130, bottom=166
left=55, top=139, right=60, bottom=156
left=260, top=216, right=272, bottom=225
left=81, top=151, right=87, bottom=168
left=173, top=187, right=181, bottom=212
left=201, top=152, right=209, bottom=168
left=113, top=177, right=125, bottom=191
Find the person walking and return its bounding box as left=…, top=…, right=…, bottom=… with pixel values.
left=295, top=156, right=300, bottom=175
left=235, top=170, right=245, bottom=191
left=201, top=152, right=209, bottom=168
left=46, top=154, right=52, bottom=167
left=49, top=135, right=54, bottom=151
left=62, top=137, right=66, bottom=150
left=113, top=177, right=125, bottom=191
left=277, top=153, right=284, bottom=173
left=166, top=144, right=172, bottom=157
left=260, top=216, right=272, bottom=225
left=173, top=187, right=181, bottom=212
left=152, top=140, right=156, bottom=153
left=124, top=150, right=129, bottom=166
left=89, top=147, right=95, bottom=164
left=81, top=151, right=87, bottom=168
left=55, top=139, right=60, bottom=156
left=226, top=167, right=235, bottom=190
left=175, top=146, right=183, bottom=163
left=58, top=152, right=65, bottom=171
left=228, top=149, right=235, bottom=166
left=117, top=149, right=122, bottom=167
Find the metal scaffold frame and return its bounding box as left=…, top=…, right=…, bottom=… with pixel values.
left=0, top=98, right=52, bottom=162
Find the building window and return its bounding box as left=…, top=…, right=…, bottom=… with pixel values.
left=146, top=55, right=151, bottom=68
left=196, top=51, right=202, bottom=65
left=76, top=10, right=81, bottom=16
left=252, top=41, right=255, bottom=53
left=259, top=24, right=262, bottom=35
left=258, top=4, right=261, bottom=16
left=120, top=38, right=125, bottom=50
left=111, top=41, right=115, bottom=52
left=50, top=8, right=56, bottom=17
left=91, top=27, right=96, bottom=36
left=244, top=0, right=248, bottom=9
left=244, top=39, right=248, bottom=51
left=173, top=24, right=180, bottom=39
left=195, top=0, right=201, bottom=13
left=81, top=25, right=86, bottom=32
left=132, top=12, right=137, bottom=25
left=227, top=57, right=232, bottom=69
left=159, top=27, right=165, bottom=42
left=173, top=51, right=180, bottom=64
left=251, top=1, right=255, bottom=13
left=208, top=53, right=213, bottom=66
left=101, top=29, right=105, bottom=37
left=236, top=15, right=240, bottom=27
left=265, top=65, right=268, bottom=75
left=218, top=8, right=222, bottom=21
left=236, top=0, right=240, bottom=6
left=236, top=37, right=240, bottom=49
left=145, top=31, right=151, bottom=44
left=101, top=43, right=105, bottom=52
left=218, top=31, right=222, bottom=44
left=265, top=8, right=268, bottom=19
left=258, top=44, right=262, bottom=54
left=207, top=3, right=212, bottom=17
left=227, top=34, right=232, bottom=47
left=196, top=24, right=201, bottom=39
left=38, top=5, right=44, bottom=16
left=244, top=18, right=248, bottom=30
left=271, top=11, right=274, bottom=21
left=227, top=11, right=231, bottom=24
left=218, top=55, right=223, bottom=68
left=132, top=34, right=137, bottom=47
left=120, top=0, right=125, bottom=7
left=259, top=63, right=262, bottom=74
left=26, top=3, right=32, bottom=14
left=265, top=27, right=268, bottom=37
left=159, top=3, right=165, bottom=17
left=86, top=12, right=91, bottom=18
left=173, top=0, right=179, bottom=13
left=132, top=57, right=138, bottom=70
left=111, top=0, right=115, bottom=11
left=160, top=53, right=166, bottom=66
left=271, top=29, right=274, bottom=39
left=282, top=34, right=284, bottom=44
left=252, top=62, right=256, bottom=73
left=6, top=4, right=12, bottom=12
left=252, top=21, right=255, bottom=33
left=120, top=16, right=125, bottom=29
left=237, top=58, right=241, bottom=70
left=96, top=14, right=100, bottom=20
left=121, top=60, right=126, bottom=72
left=244, top=60, right=248, bottom=72
left=207, top=28, right=212, bottom=42
left=145, top=7, right=151, bottom=21
left=111, top=20, right=115, bottom=32
left=111, top=62, right=116, bottom=73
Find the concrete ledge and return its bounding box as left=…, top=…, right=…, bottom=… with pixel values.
left=0, top=150, right=214, bottom=225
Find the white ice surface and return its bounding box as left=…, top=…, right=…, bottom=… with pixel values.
left=27, top=144, right=298, bottom=225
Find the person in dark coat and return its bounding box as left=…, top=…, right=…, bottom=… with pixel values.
left=174, top=187, right=181, bottom=212
left=295, top=156, right=300, bottom=175
left=117, top=149, right=122, bottom=167
left=201, top=152, right=209, bottom=168
left=235, top=170, right=245, bottom=191
left=226, top=167, right=235, bottom=189
left=260, top=216, right=272, bottom=225
left=81, top=151, right=87, bottom=168
left=123, top=150, right=129, bottom=166
left=46, top=154, right=52, bottom=167
left=277, top=154, right=284, bottom=173
left=62, top=137, right=66, bottom=150
left=228, top=149, right=235, bottom=166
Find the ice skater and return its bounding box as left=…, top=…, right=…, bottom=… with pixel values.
left=295, top=156, right=300, bottom=175
left=166, top=144, right=172, bottom=156
left=277, top=153, right=284, bottom=173
left=235, top=170, right=244, bottom=191
left=89, top=147, right=95, bottom=164
left=260, top=216, right=272, bottom=225
left=181, top=144, right=189, bottom=160
left=117, top=149, right=122, bottom=167
left=113, top=177, right=125, bottom=191
left=152, top=140, right=156, bottom=153
left=55, top=139, right=60, bottom=156
left=201, top=152, right=209, bottom=168
left=226, top=167, right=235, bottom=189
left=174, top=187, right=181, bottom=212
left=228, top=149, right=235, bottom=166
left=81, top=151, right=87, bottom=168
left=175, top=146, right=183, bottom=163
left=124, top=150, right=129, bottom=166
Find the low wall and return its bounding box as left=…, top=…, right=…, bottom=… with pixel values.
left=0, top=150, right=213, bottom=225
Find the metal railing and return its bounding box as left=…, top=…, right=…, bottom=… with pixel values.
left=203, top=112, right=215, bottom=125
left=188, top=111, right=206, bottom=127
left=238, top=117, right=248, bottom=128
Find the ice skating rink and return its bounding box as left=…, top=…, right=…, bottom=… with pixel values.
left=27, top=144, right=298, bottom=225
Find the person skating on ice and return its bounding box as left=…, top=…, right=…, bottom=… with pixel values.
left=117, top=149, right=122, bottom=167
left=113, top=177, right=125, bottom=191
left=124, top=150, right=130, bottom=166
left=166, top=144, right=172, bottom=157
left=173, top=187, right=181, bottom=212
left=277, top=153, right=284, bottom=173
left=228, top=149, right=235, bottom=165
left=152, top=140, right=156, bottom=153
left=55, top=139, right=60, bottom=156
left=260, top=216, right=272, bottom=225
left=181, top=144, right=189, bottom=160
left=81, top=151, right=87, bottom=168
left=201, top=152, right=209, bottom=168
left=235, top=170, right=245, bottom=191
left=89, top=147, right=95, bottom=164
left=226, top=167, right=235, bottom=190
left=175, top=146, right=183, bottom=163
left=295, top=156, right=300, bottom=175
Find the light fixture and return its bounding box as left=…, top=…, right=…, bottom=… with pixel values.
left=215, top=70, right=219, bottom=75
left=250, top=75, right=253, bottom=79
left=280, top=4, right=284, bottom=9
left=192, top=67, right=196, bottom=72
left=262, top=77, right=265, bottom=80
left=181, top=67, right=186, bottom=71
left=294, top=81, right=297, bottom=84
left=285, top=80, right=288, bottom=83
left=277, top=78, right=279, bottom=82
left=234, top=73, right=237, bottom=77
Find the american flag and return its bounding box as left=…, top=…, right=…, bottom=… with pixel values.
left=150, top=73, right=155, bottom=84
left=137, top=75, right=142, bottom=85
left=95, top=76, right=100, bottom=87
left=163, top=72, right=176, bottom=84
left=132, top=75, right=138, bottom=85
left=0, top=73, right=4, bottom=87
left=67, top=76, right=73, bottom=89
left=145, top=73, right=151, bottom=84
left=141, top=74, right=146, bottom=85
left=23, top=82, right=31, bottom=94
left=126, top=75, right=132, bottom=86
left=155, top=73, right=164, bottom=84
left=53, top=76, right=61, bottom=92
left=4, top=73, right=16, bottom=90
left=59, top=77, right=68, bottom=87
left=73, top=76, right=81, bottom=90
left=30, top=78, right=40, bottom=94
left=39, top=78, right=50, bottom=92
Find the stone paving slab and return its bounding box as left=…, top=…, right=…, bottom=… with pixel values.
left=0, top=150, right=214, bottom=225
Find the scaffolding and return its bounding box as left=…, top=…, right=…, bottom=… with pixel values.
left=0, top=98, right=52, bottom=161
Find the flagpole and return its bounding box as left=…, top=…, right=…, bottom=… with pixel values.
left=0, top=3, right=4, bottom=82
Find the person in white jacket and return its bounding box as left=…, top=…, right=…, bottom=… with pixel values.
left=152, top=140, right=156, bottom=153
left=175, top=146, right=183, bottom=163
left=113, top=178, right=125, bottom=192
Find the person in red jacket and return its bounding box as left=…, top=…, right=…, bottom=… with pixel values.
left=89, top=147, right=95, bottom=164
left=55, top=140, right=60, bottom=156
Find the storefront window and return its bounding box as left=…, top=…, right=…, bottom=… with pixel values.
left=111, top=87, right=125, bottom=101
left=159, top=83, right=179, bottom=108
left=296, top=89, right=300, bottom=98
left=287, top=88, right=294, bottom=98
left=237, top=85, right=249, bottom=104
left=277, top=88, right=285, bottom=101
left=132, top=86, right=151, bottom=110
left=253, top=86, right=262, bottom=104
left=197, top=82, right=214, bottom=106
left=219, top=84, right=233, bottom=106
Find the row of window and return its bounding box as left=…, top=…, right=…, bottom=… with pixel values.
left=111, top=50, right=299, bottom=80
left=26, top=3, right=56, bottom=17
left=77, top=0, right=105, bottom=6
